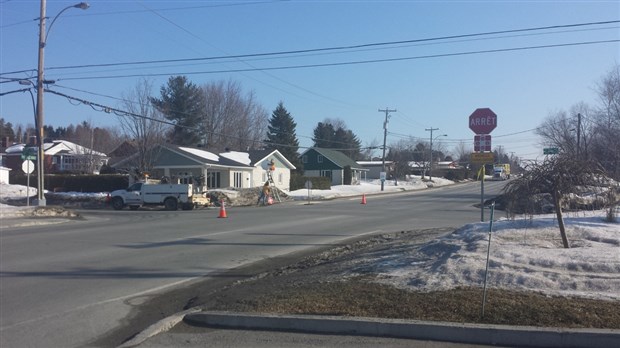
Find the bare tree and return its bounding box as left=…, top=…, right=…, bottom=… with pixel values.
left=201, top=80, right=268, bottom=152
left=119, top=79, right=170, bottom=173
left=503, top=154, right=605, bottom=248
left=453, top=141, right=472, bottom=163
left=592, top=65, right=620, bottom=179
left=361, top=139, right=380, bottom=160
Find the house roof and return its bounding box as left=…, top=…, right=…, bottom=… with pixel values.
left=357, top=160, right=394, bottom=166
left=3, top=140, right=108, bottom=157
left=111, top=143, right=297, bottom=171
left=161, top=145, right=297, bottom=170
left=248, top=149, right=296, bottom=169
left=302, top=148, right=365, bottom=170
left=163, top=144, right=249, bottom=169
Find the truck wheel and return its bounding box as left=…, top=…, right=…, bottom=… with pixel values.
left=164, top=198, right=178, bottom=211
left=181, top=202, right=194, bottom=211
left=111, top=197, right=124, bottom=210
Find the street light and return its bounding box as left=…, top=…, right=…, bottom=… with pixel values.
left=429, top=133, right=447, bottom=181
left=34, top=1, right=89, bottom=206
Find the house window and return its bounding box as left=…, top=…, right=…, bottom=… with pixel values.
left=317, top=155, right=323, bottom=163
left=278, top=173, right=283, bottom=184
left=233, top=172, right=242, bottom=188
left=302, top=155, right=307, bottom=163
left=207, top=172, right=220, bottom=188
left=320, top=170, right=332, bottom=179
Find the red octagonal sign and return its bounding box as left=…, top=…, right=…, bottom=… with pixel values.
left=469, top=108, right=497, bottom=134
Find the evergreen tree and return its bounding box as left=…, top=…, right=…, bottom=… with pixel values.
left=313, top=122, right=335, bottom=148
left=265, top=102, right=302, bottom=171
left=312, top=120, right=362, bottom=160
left=0, top=118, right=16, bottom=142
left=151, top=76, right=204, bottom=146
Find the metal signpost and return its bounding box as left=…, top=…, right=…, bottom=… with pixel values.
left=469, top=108, right=498, bottom=222
left=21, top=160, right=35, bottom=206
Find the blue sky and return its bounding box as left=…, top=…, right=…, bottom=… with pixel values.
left=1, top=0, right=619, bottom=161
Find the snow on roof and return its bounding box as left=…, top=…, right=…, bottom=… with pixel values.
left=179, top=146, right=219, bottom=162
left=5, top=144, right=25, bottom=153
left=220, top=151, right=251, bottom=165
left=45, top=140, right=107, bottom=157
left=357, top=161, right=393, bottom=165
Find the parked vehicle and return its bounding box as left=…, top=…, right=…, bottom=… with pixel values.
left=493, top=164, right=511, bottom=180
left=109, top=182, right=210, bottom=210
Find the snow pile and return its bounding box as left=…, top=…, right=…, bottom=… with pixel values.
left=287, top=177, right=452, bottom=200
left=349, top=211, right=620, bottom=300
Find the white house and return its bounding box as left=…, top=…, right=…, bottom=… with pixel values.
left=1, top=140, right=108, bottom=175
left=118, top=145, right=296, bottom=191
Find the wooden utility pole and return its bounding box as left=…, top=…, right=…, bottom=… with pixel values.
left=378, top=108, right=396, bottom=191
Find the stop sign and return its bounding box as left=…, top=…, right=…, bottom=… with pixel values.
left=469, top=108, right=497, bottom=134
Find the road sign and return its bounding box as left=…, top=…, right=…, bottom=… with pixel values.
left=543, top=147, right=559, bottom=155
left=22, top=160, right=35, bottom=174
left=469, top=108, right=497, bottom=134
left=474, top=134, right=492, bottom=152
left=471, top=152, right=494, bottom=164
left=21, top=147, right=37, bottom=160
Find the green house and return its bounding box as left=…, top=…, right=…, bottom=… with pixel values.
left=300, top=148, right=367, bottom=185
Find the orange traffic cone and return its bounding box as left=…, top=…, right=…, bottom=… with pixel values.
left=218, top=201, right=228, bottom=218
left=361, top=194, right=367, bottom=205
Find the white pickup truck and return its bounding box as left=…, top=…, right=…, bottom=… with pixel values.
left=109, top=183, right=209, bottom=211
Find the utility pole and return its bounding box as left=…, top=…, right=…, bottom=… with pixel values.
left=576, top=113, right=581, bottom=158
left=379, top=107, right=396, bottom=191
left=35, top=0, right=47, bottom=206
left=425, top=127, right=439, bottom=181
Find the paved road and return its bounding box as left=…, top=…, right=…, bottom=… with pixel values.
left=0, top=181, right=506, bottom=347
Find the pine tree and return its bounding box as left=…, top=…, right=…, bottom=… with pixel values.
left=150, top=76, right=204, bottom=146
left=313, top=122, right=335, bottom=148
left=312, top=120, right=362, bottom=160
left=265, top=102, right=302, bottom=171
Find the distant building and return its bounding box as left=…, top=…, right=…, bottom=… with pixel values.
left=356, top=160, right=393, bottom=180
left=300, top=148, right=368, bottom=185
left=1, top=140, right=109, bottom=175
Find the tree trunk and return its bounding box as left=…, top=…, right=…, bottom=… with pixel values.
left=553, top=190, right=570, bottom=248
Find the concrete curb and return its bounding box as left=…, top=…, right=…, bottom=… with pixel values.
left=184, top=311, right=620, bottom=348
left=118, top=308, right=201, bottom=348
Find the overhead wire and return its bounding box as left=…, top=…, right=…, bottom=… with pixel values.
left=47, top=39, right=619, bottom=82
left=6, top=19, right=615, bottom=73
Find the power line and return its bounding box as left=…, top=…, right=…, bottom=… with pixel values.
left=43, top=88, right=370, bottom=151
left=50, top=39, right=619, bottom=82
left=6, top=19, right=615, bottom=74
left=0, top=0, right=288, bottom=29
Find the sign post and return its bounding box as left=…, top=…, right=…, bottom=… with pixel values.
left=469, top=108, right=498, bottom=222
left=304, top=180, right=313, bottom=205
left=22, top=160, right=35, bottom=206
